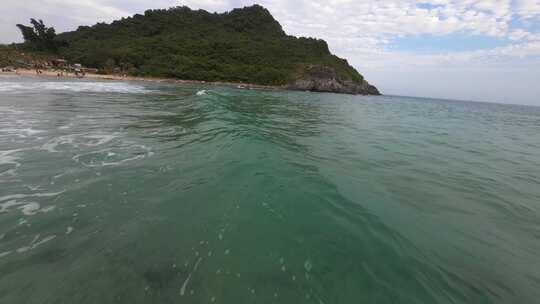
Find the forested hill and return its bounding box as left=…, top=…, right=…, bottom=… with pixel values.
left=43, top=5, right=381, bottom=94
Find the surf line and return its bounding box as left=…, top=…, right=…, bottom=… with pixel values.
left=180, top=257, right=203, bottom=296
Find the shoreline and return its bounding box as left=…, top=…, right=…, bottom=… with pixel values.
left=1, top=68, right=284, bottom=92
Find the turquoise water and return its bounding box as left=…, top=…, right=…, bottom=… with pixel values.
left=1, top=75, right=540, bottom=303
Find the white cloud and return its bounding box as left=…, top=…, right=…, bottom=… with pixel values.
left=515, top=0, right=540, bottom=18
left=43, top=0, right=131, bottom=22
left=509, top=29, right=540, bottom=41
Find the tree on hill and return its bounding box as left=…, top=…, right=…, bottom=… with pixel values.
left=10, top=6, right=379, bottom=94
left=53, top=6, right=364, bottom=84
left=16, top=19, right=60, bottom=52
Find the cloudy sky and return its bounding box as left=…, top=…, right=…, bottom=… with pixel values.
left=2, top=0, right=540, bottom=105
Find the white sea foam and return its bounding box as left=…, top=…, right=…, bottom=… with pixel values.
left=1, top=128, right=45, bottom=138
left=0, top=199, right=56, bottom=216
left=26, top=185, right=44, bottom=191
left=42, top=133, right=119, bottom=153
left=0, top=191, right=63, bottom=203
left=82, top=134, right=118, bottom=147
left=40, top=205, right=56, bottom=213
left=180, top=257, right=203, bottom=296
left=0, top=82, right=26, bottom=92
left=16, top=234, right=56, bottom=253
left=196, top=90, right=207, bottom=96
left=0, top=200, right=22, bottom=213
left=0, top=191, right=61, bottom=215
left=41, top=135, right=76, bottom=152
left=58, top=123, right=73, bottom=130
left=0, top=81, right=150, bottom=94
left=17, top=246, right=30, bottom=253
left=0, top=149, right=22, bottom=176
left=19, top=202, right=41, bottom=215
left=73, top=144, right=153, bottom=167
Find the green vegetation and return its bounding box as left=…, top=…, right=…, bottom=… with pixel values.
left=16, top=19, right=63, bottom=52
left=12, top=5, right=367, bottom=87
left=0, top=45, right=55, bottom=67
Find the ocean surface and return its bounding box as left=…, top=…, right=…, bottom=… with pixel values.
left=1, top=75, right=540, bottom=304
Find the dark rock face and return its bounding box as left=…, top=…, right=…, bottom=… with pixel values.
left=287, top=65, right=381, bottom=95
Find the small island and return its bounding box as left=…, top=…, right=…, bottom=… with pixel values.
left=1, top=5, right=380, bottom=95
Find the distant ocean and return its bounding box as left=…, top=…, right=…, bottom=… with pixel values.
left=1, top=75, right=539, bottom=303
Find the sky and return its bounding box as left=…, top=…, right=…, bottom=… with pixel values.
left=1, top=0, right=540, bottom=105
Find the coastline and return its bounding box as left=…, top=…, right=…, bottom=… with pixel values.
left=0, top=68, right=284, bottom=92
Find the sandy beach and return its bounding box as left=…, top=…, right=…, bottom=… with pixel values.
left=1, top=68, right=283, bottom=91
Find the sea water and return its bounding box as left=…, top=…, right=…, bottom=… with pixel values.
left=1, top=75, right=539, bottom=303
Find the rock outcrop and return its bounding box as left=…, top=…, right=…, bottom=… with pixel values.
left=287, top=65, right=380, bottom=95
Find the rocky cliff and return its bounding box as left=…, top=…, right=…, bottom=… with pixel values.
left=288, top=65, right=380, bottom=95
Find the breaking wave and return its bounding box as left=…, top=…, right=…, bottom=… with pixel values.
left=0, top=81, right=151, bottom=94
